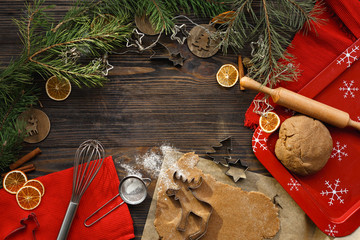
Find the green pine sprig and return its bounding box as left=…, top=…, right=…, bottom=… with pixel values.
left=126, top=0, right=230, bottom=33
left=217, top=0, right=324, bottom=87
left=0, top=85, right=38, bottom=172
left=14, top=0, right=133, bottom=88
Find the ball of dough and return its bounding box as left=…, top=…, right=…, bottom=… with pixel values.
left=275, top=115, right=333, bottom=176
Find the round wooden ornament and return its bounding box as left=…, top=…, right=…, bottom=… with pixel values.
left=135, top=15, right=160, bottom=35
left=18, top=108, right=50, bottom=144
left=187, top=24, right=220, bottom=58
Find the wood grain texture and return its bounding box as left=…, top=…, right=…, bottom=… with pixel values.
left=0, top=1, right=275, bottom=239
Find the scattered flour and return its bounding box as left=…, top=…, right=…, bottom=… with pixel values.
left=136, top=151, right=162, bottom=178
left=117, top=144, right=198, bottom=194
left=117, top=144, right=177, bottom=178
left=119, top=162, right=142, bottom=177
left=156, top=149, right=198, bottom=193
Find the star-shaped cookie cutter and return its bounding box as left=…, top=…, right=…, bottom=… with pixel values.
left=225, top=158, right=249, bottom=182
left=207, top=137, right=248, bottom=183
left=151, top=42, right=187, bottom=66
left=91, top=52, right=114, bottom=76
left=60, top=46, right=81, bottom=64
left=126, top=28, right=145, bottom=50
left=252, top=97, right=274, bottom=116
left=170, top=24, right=189, bottom=45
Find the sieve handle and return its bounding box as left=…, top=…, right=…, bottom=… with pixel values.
left=84, top=193, right=125, bottom=227
left=142, top=178, right=151, bottom=187
left=57, top=201, right=79, bottom=240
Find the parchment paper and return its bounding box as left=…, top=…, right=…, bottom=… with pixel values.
left=141, top=148, right=359, bottom=240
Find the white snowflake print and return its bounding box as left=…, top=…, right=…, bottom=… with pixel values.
left=339, top=80, right=359, bottom=98
left=337, top=45, right=359, bottom=68
left=357, top=116, right=360, bottom=121
left=331, top=141, right=348, bottom=161
left=252, top=129, right=267, bottom=152
left=288, top=178, right=301, bottom=191
left=325, top=224, right=339, bottom=237
left=320, top=179, right=348, bottom=206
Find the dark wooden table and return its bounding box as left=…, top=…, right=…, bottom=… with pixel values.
left=1, top=1, right=268, bottom=239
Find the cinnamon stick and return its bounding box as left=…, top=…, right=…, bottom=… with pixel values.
left=1, top=164, right=36, bottom=177
left=9, top=147, right=41, bottom=170
left=21, top=165, right=36, bottom=174
left=238, top=55, right=245, bottom=90
left=18, top=164, right=35, bottom=172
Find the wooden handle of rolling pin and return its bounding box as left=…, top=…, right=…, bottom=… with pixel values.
left=240, top=76, right=360, bottom=131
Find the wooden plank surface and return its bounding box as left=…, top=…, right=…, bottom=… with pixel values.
left=1, top=1, right=269, bottom=239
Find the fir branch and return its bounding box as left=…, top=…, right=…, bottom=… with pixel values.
left=138, top=0, right=173, bottom=33
left=51, top=0, right=103, bottom=32
left=130, top=0, right=230, bottom=33
left=22, top=0, right=132, bottom=87
left=0, top=59, right=33, bottom=103
left=217, top=0, right=322, bottom=86
left=0, top=91, right=24, bottom=133
left=0, top=88, right=38, bottom=172
left=262, top=0, right=274, bottom=86
left=28, top=22, right=132, bottom=87
left=219, top=0, right=252, bottom=53
left=13, top=0, right=54, bottom=57
left=27, top=5, right=39, bottom=56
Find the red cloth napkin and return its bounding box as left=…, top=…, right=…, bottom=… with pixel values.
left=0, top=156, right=135, bottom=240
left=244, top=0, right=360, bottom=129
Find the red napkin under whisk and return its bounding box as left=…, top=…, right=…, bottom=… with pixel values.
left=0, top=156, right=135, bottom=240
left=244, top=0, right=360, bottom=129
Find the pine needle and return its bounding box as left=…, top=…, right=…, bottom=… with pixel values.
left=217, top=0, right=324, bottom=87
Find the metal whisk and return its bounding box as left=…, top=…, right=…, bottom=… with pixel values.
left=57, top=139, right=105, bottom=240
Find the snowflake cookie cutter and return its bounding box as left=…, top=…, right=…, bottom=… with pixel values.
left=166, top=172, right=213, bottom=240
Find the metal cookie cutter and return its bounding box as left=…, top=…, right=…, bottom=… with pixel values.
left=166, top=172, right=213, bottom=240
left=84, top=175, right=151, bottom=227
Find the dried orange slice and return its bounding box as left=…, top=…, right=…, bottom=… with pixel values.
left=45, top=76, right=71, bottom=101
left=24, top=179, right=45, bottom=196
left=259, top=112, right=280, bottom=133
left=216, top=64, right=239, bottom=87
left=16, top=186, right=42, bottom=210
left=2, top=170, right=27, bottom=194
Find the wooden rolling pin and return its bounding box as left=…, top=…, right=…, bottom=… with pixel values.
left=240, top=76, right=360, bottom=131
